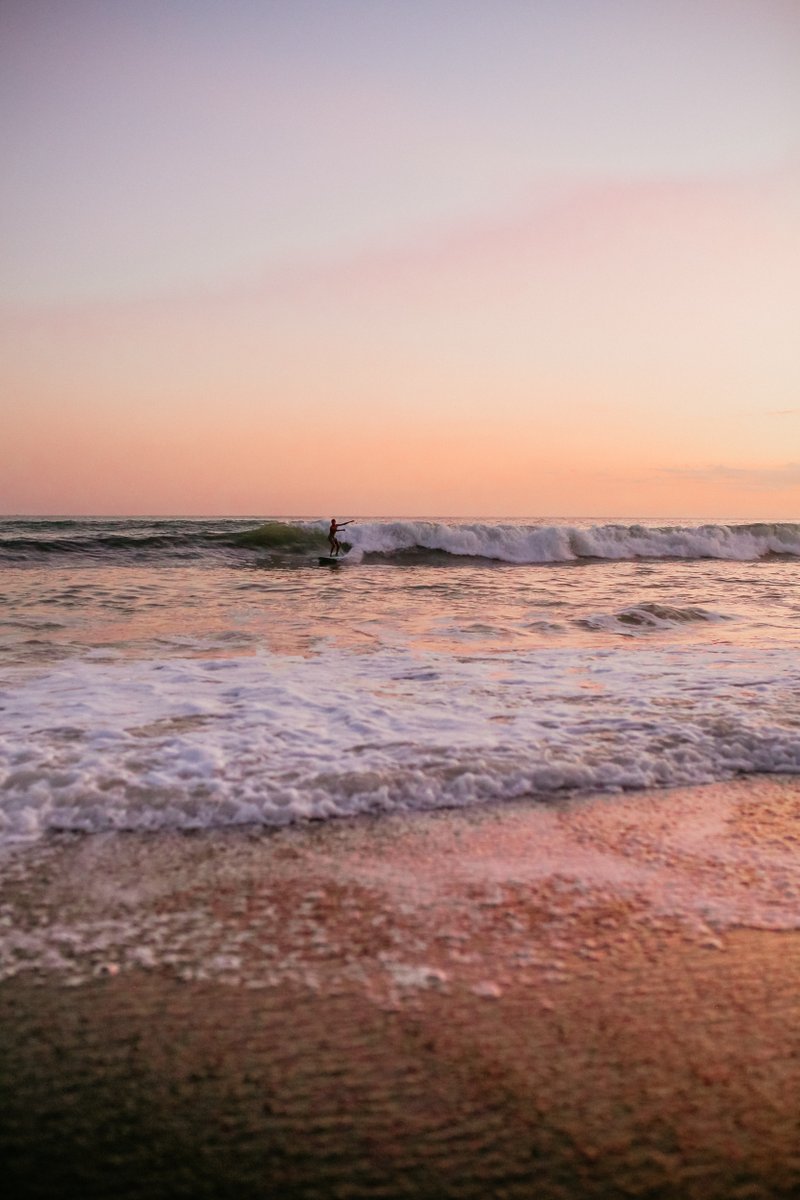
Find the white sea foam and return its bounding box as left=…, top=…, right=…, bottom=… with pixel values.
left=1, top=642, right=798, bottom=844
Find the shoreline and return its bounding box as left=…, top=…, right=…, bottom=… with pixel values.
left=2, top=776, right=800, bottom=1197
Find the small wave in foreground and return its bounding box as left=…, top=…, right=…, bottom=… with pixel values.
left=578, top=603, right=730, bottom=634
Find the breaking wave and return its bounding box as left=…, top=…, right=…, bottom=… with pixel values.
left=346, top=520, right=800, bottom=563
left=2, top=518, right=799, bottom=564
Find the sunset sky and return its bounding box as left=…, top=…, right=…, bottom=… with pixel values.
left=2, top=0, right=798, bottom=518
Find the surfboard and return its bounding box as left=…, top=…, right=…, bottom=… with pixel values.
left=318, top=540, right=351, bottom=564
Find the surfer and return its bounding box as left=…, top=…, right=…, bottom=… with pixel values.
left=328, top=518, right=353, bottom=557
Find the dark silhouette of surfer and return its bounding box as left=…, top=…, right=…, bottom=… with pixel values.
left=328, top=518, right=353, bottom=557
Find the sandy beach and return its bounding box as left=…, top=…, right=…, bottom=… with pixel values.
left=2, top=776, right=800, bottom=1199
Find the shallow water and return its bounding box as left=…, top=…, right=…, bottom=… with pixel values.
left=1, top=516, right=798, bottom=842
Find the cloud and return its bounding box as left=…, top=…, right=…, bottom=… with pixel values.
left=766, top=409, right=800, bottom=416
left=660, top=463, right=800, bottom=489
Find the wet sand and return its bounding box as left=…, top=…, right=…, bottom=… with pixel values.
left=2, top=777, right=800, bottom=1198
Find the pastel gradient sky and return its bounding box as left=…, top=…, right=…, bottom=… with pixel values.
left=2, top=0, right=799, bottom=518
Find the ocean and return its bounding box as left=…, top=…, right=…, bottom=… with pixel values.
left=1, top=514, right=799, bottom=844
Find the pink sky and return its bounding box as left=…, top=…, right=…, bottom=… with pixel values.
left=2, top=0, right=799, bottom=517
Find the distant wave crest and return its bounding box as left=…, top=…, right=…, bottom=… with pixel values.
left=0, top=521, right=330, bottom=560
